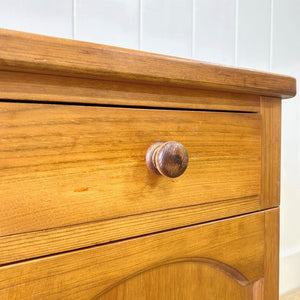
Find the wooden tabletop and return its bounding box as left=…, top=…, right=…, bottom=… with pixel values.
left=0, top=28, right=296, bottom=99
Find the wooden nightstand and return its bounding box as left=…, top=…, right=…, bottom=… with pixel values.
left=0, top=28, right=296, bottom=299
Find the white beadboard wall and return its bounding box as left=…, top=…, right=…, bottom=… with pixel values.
left=0, top=0, right=299, bottom=296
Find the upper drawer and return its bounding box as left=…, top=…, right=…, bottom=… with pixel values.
left=0, top=102, right=261, bottom=236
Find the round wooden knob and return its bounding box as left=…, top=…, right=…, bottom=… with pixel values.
left=146, top=141, right=189, bottom=178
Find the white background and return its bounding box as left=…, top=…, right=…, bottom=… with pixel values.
left=0, top=0, right=299, bottom=295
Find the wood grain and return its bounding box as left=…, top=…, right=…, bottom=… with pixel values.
left=0, top=102, right=261, bottom=237
left=0, top=29, right=296, bottom=98
left=0, top=195, right=259, bottom=265
left=0, top=27, right=289, bottom=299
left=264, top=208, right=279, bottom=300
left=0, top=70, right=262, bottom=112
left=261, top=97, right=281, bottom=208
left=0, top=212, right=265, bottom=299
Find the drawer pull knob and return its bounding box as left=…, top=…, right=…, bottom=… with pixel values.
left=146, top=141, right=189, bottom=178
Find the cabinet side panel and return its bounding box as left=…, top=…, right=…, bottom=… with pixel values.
left=261, top=97, right=281, bottom=208
left=264, top=208, right=279, bottom=300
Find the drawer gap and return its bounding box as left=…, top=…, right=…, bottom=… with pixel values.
left=0, top=99, right=259, bottom=114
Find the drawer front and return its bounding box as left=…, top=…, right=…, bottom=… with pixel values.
left=0, top=211, right=268, bottom=300
left=0, top=102, right=261, bottom=236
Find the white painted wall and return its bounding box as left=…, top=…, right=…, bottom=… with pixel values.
left=272, top=1, right=300, bottom=295
left=0, top=0, right=299, bottom=295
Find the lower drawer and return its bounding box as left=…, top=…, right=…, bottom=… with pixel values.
left=0, top=209, right=279, bottom=300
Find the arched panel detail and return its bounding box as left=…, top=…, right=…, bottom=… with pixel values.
left=92, top=257, right=253, bottom=300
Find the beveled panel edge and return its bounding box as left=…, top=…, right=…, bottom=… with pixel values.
left=96, top=257, right=250, bottom=299
left=0, top=28, right=296, bottom=99
left=0, top=195, right=259, bottom=266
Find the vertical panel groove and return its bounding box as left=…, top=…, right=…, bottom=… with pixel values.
left=192, top=0, right=196, bottom=58
left=72, top=0, right=76, bottom=39
left=269, top=0, right=274, bottom=71
left=234, top=0, right=239, bottom=65
left=139, top=0, right=143, bottom=50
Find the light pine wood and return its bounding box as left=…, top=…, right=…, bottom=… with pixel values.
left=0, top=70, right=261, bottom=112
left=98, top=263, right=263, bottom=300
left=0, top=102, right=261, bottom=237
left=0, top=195, right=259, bottom=265
left=264, top=208, right=280, bottom=300
left=0, top=29, right=296, bottom=99
left=261, top=97, right=282, bottom=208
left=0, top=212, right=265, bottom=300
left=0, top=28, right=293, bottom=299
